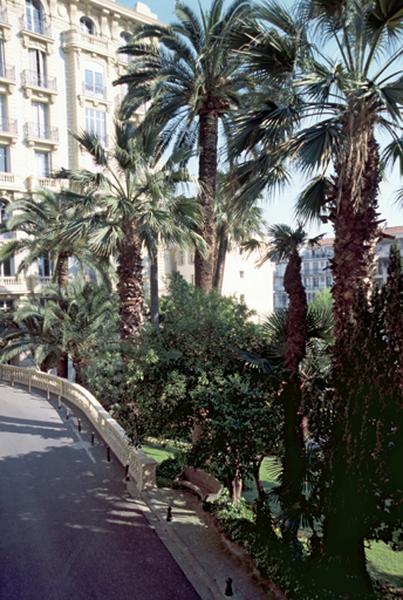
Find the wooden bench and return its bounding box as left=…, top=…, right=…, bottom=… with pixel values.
left=175, top=467, right=223, bottom=504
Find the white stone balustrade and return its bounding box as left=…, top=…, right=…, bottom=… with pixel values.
left=0, top=364, right=157, bottom=491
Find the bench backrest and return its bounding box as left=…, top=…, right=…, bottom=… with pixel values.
left=182, top=467, right=222, bottom=494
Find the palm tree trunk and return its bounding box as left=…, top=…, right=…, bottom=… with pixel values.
left=57, top=252, right=69, bottom=288
left=213, top=226, right=228, bottom=293
left=117, top=222, right=144, bottom=342
left=329, top=129, right=381, bottom=340
left=73, top=357, right=85, bottom=386
left=150, top=255, right=159, bottom=328
left=281, top=250, right=307, bottom=541
left=56, top=251, right=69, bottom=379
left=195, top=109, right=218, bottom=292
left=323, top=128, right=381, bottom=581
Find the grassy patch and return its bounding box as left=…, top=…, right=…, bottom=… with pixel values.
left=141, top=443, right=176, bottom=464
left=366, top=542, right=403, bottom=588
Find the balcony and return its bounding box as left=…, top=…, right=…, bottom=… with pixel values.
left=0, top=172, right=23, bottom=192
left=0, top=118, right=17, bottom=141
left=21, top=70, right=57, bottom=101
left=61, top=29, right=112, bottom=58
left=22, top=70, right=57, bottom=91
left=24, top=122, right=59, bottom=148
left=26, top=175, right=68, bottom=192
left=0, top=64, right=15, bottom=83
left=0, top=276, right=27, bottom=294
left=20, top=15, right=52, bottom=40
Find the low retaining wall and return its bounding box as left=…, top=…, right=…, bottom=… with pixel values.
left=0, top=364, right=157, bottom=491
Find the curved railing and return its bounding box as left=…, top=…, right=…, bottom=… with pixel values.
left=0, top=364, right=157, bottom=490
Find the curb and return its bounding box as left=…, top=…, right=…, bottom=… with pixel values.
left=126, top=482, right=224, bottom=600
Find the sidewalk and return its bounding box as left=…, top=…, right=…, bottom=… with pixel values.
left=127, top=483, right=270, bottom=600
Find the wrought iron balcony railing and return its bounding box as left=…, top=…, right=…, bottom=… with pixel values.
left=20, top=15, right=52, bottom=37
left=22, top=70, right=57, bottom=91
left=0, top=118, right=17, bottom=134
left=24, top=122, right=59, bottom=143
left=0, top=64, right=16, bottom=81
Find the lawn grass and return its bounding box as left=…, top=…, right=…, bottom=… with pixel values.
left=141, top=442, right=177, bottom=464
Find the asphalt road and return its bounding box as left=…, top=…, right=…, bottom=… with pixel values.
left=0, top=382, right=200, bottom=600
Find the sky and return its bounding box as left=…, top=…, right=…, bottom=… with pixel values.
left=119, top=0, right=403, bottom=236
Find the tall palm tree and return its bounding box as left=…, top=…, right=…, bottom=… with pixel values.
left=213, top=171, right=266, bottom=293
left=59, top=122, right=192, bottom=342
left=236, top=2, right=402, bottom=584
left=234, top=0, right=403, bottom=338
left=247, top=223, right=322, bottom=542
left=115, top=0, right=250, bottom=292
left=0, top=189, right=108, bottom=376
left=141, top=194, right=202, bottom=328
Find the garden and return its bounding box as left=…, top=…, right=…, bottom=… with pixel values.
left=0, top=1, right=402, bottom=598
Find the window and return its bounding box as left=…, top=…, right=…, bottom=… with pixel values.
left=119, top=32, right=131, bottom=63
left=187, top=251, right=194, bottom=265
left=0, top=40, right=5, bottom=77
left=313, top=276, right=319, bottom=288
left=35, top=150, right=51, bottom=177
left=326, top=276, right=333, bottom=287
left=0, top=145, right=9, bottom=172
left=25, top=0, right=44, bottom=34
left=80, top=16, right=96, bottom=35
left=1, top=256, right=14, bottom=276
left=84, top=68, right=104, bottom=97
left=239, top=270, right=245, bottom=279
left=0, top=299, right=13, bottom=311
left=32, top=101, right=49, bottom=138
left=29, top=48, right=47, bottom=87
left=177, top=250, right=185, bottom=266
left=38, top=254, right=53, bottom=277
left=0, top=94, right=7, bottom=129
left=85, top=108, right=106, bottom=144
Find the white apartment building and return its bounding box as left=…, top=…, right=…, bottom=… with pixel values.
left=273, top=226, right=403, bottom=310
left=166, top=247, right=275, bottom=322
left=0, top=0, right=158, bottom=309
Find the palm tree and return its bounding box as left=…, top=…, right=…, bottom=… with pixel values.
left=115, top=0, right=250, bottom=292
left=237, top=2, right=402, bottom=584
left=234, top=0, right=403, bottom=338
left=247, top=223, right=322, bottom=542
left=0, top=189, right=108, bottom=376
left=141, top=194, right=203, bottom=328
left=213, top=171, right=266, bottom=293
left=59, top=122, right=192, bottom=342
left=0, top=302, right=60, bottom=373
left=0, top=280, right=114, bottom=385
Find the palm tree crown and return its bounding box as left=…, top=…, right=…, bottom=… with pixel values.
left=116, top=0, right=251, bottom=291
left=59, top=122, right=196, bottom=341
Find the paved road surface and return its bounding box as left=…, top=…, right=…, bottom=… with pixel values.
left=0, top=382, right=200, bottom=600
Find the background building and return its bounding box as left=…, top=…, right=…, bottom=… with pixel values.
left=273, top=226, right=403, bottom=310
left=0, top=0, right=157, bottom=309
left=165, top=246, right=274, bottom=322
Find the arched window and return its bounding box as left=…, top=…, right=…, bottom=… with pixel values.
left=119, top=31, right=131, bottom=63
left=25, top=0, right=44, bottom=34
left=80, top=16, right=96, bottom=35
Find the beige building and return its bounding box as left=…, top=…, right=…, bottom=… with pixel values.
left=0, top=0, right=158, bottom=309
left=166, top=247, right=274, bottom=322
